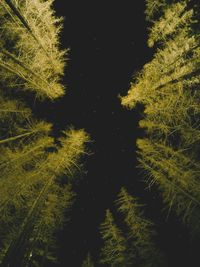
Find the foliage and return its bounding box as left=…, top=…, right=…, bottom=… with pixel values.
left=0, top=113, right=89, bottom=267
left=145, top=0, right=167, bottom=22
left=121, top=0, right=200, bottom=234
left=99, top=189, right=165, bottom=266
left=100, top=209, right=127, bottom=267
left=0, top=0, right=67, bottom=99
left=0, top=1, right=90, bottom=266
left=116, top=188, right=166, bottom=267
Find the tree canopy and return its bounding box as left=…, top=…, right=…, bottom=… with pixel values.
left=121, top=0, right=200, bottom=235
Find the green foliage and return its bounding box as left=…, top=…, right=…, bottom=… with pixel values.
left=121, top=0, right=200, bottom=234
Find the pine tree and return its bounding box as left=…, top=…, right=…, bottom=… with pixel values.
left=100, top=209, right=127, bottom=267
left=81, top=253, right=95, bottom=267
left=0, top=0, right=67, bottom=99
left=0, top=128, right=89, bottom=267
left=121, top=0, right=200, bottom=234
left=99, top=190, right=166, bottom=266
left=116, top=188, right=166, bottom=267
left=0, top=1, right=90, bottom=266
left=136, top=139, right=200, bottom=230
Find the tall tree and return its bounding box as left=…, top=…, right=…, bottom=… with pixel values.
left=116, top=188, right=166, bottom=267
left=121, top=0, right=200, bottom=234
left=0, top=0, right=66, bottom=99
left=100, top=209, right=127, bottom=267
left=99, top=189, right=166, bottom=266
left=0, top=1, right=90, bottom=266
left=0, top=127, right=89, bottom=267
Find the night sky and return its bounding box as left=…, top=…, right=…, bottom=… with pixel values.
left=35, top=1, right=199, bottom=266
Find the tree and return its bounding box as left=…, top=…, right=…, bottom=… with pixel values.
left=0, top=1, right=90, bottom=266
left=116, top=188, right=166, bottom=267
left=121, top=0, right=200, bottom=234
left=99, top=189, right=166, bottom=267
left=0, top=128, right=89, bottom=267
left=100, top=209, right=127, bottom=267
left=0, top=0, right=67, bottom=99
left=136, top=139, right=200, bottom=231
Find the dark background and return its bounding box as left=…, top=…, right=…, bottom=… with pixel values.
left=36, top=1, right=199, bottom=266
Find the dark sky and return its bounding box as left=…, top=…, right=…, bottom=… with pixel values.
left=36, top=1, right=199, bottom=266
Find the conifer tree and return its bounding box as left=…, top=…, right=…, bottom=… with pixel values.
left=99, top=189, right=166, bottom=266
left=0, top=0, right=66, bottom=99
left=100, top=209, right=127, bottom=267
left=121, top=0, right=200, bottom=234
left=0, top=128, right=89, bottom=267
left=116, top=188, right=166, bottom=267
left=0, top=1, right=90, bottom=266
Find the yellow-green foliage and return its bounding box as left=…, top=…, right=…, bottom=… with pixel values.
left=116, top=188, right=166, bottom=267
left=47, top=129, right=90, bottom=177
left=21, top=184, right=75, bottom=267
left=0, top=90, right=89, bottom=267
left=100, top=189, right=165, bottom=267
left=121, top=0, right=200, bottom=234
left=148, top=2, right=194, bottom=47
left=0, top=121, right=89, bottom=266
left=145, top=0, right=167, bottom=22
left=0, top=0, right=67, bottom=99
left=100, top=209, right=127, bottom=266
left=137, top=139, right=200, bottom=230
left=0, top=1, right=89, bottom=266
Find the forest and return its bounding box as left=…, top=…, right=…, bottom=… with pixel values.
left=0, top=0, right=199, bottom=266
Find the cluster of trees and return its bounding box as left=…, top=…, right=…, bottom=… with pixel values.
left=0, top=1, right=89, bottom=266
left=81, top=188, right=165, bottom=267
left=80, top=1, right=200, bottom=266
left=1, top=0, right=199, bottom=266
left=80, top=1, right=199, bottom=266
left=122, top=0, right=200, bottom=235
left=99, top=188, right=165, bottom=267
